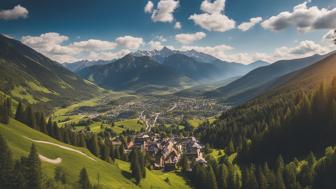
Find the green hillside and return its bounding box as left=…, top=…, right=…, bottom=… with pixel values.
left=0, top=119, right=190, bottom=189
left=0, top=34, right=101, bottom=112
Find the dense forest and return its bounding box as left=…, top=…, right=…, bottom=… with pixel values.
left=191, top=75, right=336, bottom=189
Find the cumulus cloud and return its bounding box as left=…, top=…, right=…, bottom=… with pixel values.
left=21, top=32, right=132, bottom=63
left=144, top=1, right=154, bottom=13
left=175, top=32, right=206, bottom=44
left=174, top=21, right=182, bottom=29
left=261, top=1, right=336, bottom=32
left=189, top=0, right=235, bottom=32
left=115, top=36, right=144, bottom=49
left=149, top=0, right=179, bottom=23
left=238, top=17, right=262, bottom=31
left=253, top=40, right=332, bottom=63
left=180, top=44, right=234, bottom=59
left=178, top=40, right=334, bottom=64
left=200, top=0, right=225, bottom=14
left=0, top=5, right=28, bottom=20
left=70, top=39, right=117, bottom=51
left=148, top=40, right=164, bottom=50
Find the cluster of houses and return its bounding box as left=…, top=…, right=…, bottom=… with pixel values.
left=121, top=133, right=207, bottom=171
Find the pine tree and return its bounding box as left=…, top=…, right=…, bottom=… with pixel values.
left=130, top=149, right=143, bottom=184
left=180, top=154, right=189, bottom=172
left=88, top=134, right=100, bottom=157
left=79, top=168, right=91, bottom=189
left=257, top=167, right=267, bottom=189
left=0, top=134, right=14, bottom=189
left=274, top=170, right=286, bottom=189
left=12, top=160, right=26, bottom=189
left=207, top=166, right=218, bottom=189
left=24, top=106, right=36, bottom=129
left=54, top=166, right=67, bottom=184
left=15, top=102, right=25, bottom=123
left=53, top=122, right=62, bottom=141
left=26, top=144, right=42, bottom=189
left=275, top=155, right=285, bottom=173
left=1, top=101, right=9, bottom=124
left=102, top=143, right=111, bottom=162
left=6, top=98, right=12, bottom=117
left=218, top=164, right=229, bottom=189
left=79, top=133, right=87, bottom=148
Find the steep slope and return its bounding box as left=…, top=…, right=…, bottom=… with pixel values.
left=0, top=34, right=100, bottom=111
left=63, top=60, right=112, bottom=72
left=163, top=54, right=226, bottom=81
left=207, top=53, right=326, bottom=103
left=0, top=119, right=191, bottom=189
left=197, top=52, right=336, bottom=161
left=78, top=54, right=188, bottom=90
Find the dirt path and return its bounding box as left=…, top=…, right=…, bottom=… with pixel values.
left=39, top=154, right=62, bottom=164
left=24, top=136, right=96, bottom=161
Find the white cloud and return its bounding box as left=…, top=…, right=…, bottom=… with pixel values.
left=148, top=40, right=164, bottom=50
left=144, top=1, right=154, bottom=13
left=178, top=40, right=334, bottom=64
left=238, top=17, right=262, bottom=31
left=0, top=5, right=28, bottom=20
left=189, top=0, right=235, bottom=32
left=70, top=39, right=117, bottom=51
left=150, top=0, right=179, bottom=23
left=174, top=21, right=182, bottom=29
left=85, top=49, right=131, bottom=61
left=115, top=36, right=144, bottom=49
left=175, top=32, right=206, bottom=44
left=200, top=0, right=225, bottom=14
left=253, top=40, right=332, bottom=63
left=261, top=1, right=336, bottom=32
left=21, top=32, right=130, bottom=63
left=180, top=44, right=235, bottom=60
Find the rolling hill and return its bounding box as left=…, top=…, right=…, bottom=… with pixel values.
left=0, top=34, right=100, bottom=111
left=0, top=118, right=191, bottom=189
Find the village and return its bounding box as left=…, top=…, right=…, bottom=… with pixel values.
left=111, top=132, right=207, bottom=171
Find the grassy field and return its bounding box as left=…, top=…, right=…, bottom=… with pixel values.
left=116, top=160, right=191, bottom=189
left=112, top=119, right=144, bottom=134
left=0, top=118, right=190, bottom=189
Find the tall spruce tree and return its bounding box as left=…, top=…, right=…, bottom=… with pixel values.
left=0, top=100, right=9, bottom=124
left=27, top=144, right=42, bottom=189
left=0, top=134, right=14, bottom=189
left=207, top=166, right=218, bottom=189
left=79, top=168, right=91, bottom=189
left=15, top=102, right=24, bottom=123
left=24, top=106, right=36, bottom=129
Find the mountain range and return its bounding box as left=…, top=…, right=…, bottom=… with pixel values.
left=63, top=60, right=113, bottom=72
left=206, top=53, right=328, bottom=104
left=76, top=47, right=269, bottom=91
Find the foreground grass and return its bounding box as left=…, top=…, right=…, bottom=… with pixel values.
left=0, top=119, right=138, bottom=189
left=116, top=160, right=191, bottom=189
left=0, top=119, right=190, bottom=189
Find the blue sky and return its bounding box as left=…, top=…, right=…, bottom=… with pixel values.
left=0, top=0, right=335, bottom=63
